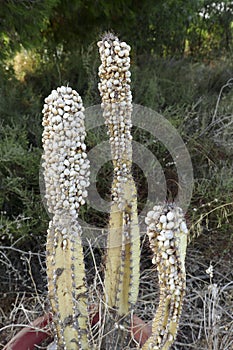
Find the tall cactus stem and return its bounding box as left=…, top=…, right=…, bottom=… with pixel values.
left=42, top=86, right=91, bottom=349
left=98, top=33, right=140, bottom=315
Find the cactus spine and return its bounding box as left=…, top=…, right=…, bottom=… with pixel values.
left=97, top=33, right=140, bottom=315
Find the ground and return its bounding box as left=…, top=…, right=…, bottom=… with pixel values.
left=0, top=226, right=232, bottom=349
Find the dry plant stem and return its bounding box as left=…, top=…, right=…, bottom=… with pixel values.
left=143, top=204, right=188, bottom=350
left=98, top=33, right=140, bottom=315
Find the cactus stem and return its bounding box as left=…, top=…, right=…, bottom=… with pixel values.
left=98, top=34, right=140, bottom=318
left=143, top=204, right=188, bottom=349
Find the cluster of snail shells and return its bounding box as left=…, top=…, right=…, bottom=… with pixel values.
left=42, top=86, right=90, bottom=219
left=97, top=35, right=134, bottom=205
left=97, top=33, right=132, bottom=105
left=145, top=203, right=188, bottom=287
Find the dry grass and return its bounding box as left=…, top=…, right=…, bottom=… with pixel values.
left=0, top=231, right=232, bottom=349
left=173, top=248, right=233, bottom=350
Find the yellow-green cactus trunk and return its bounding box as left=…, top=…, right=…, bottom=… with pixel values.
left=104, top=176, right=140, bottom=315
left=46, top=218, right=89, bottom=349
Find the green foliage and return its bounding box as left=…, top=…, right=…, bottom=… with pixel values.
left=0, top=0, right=231, bottom=299
left=0, top=0, right=60, bottom=60
left=132, top=55, right=233, bottom=113
left=0, top=66, right=43, bottom=130
left=187, top=0, right=233, bottom=57
left=0, top=123, right=48, bottom=243
left=1, top=0, right=232, bottom=67
left=131, top=62, right=163, bottom=109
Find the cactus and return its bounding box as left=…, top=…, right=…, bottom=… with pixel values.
left=42, top=34, right=188, bottom=350
left=42, top=87, right=90, bottom=349
left=97, top=34, right=140, bottom=316
left=143, top=204, right=188, bottom=349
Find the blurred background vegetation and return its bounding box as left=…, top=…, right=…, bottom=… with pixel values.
left=0, top=0, right=232, bottom=348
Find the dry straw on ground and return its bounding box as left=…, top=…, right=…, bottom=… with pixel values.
left=0, top=230, right=232, bottom=349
